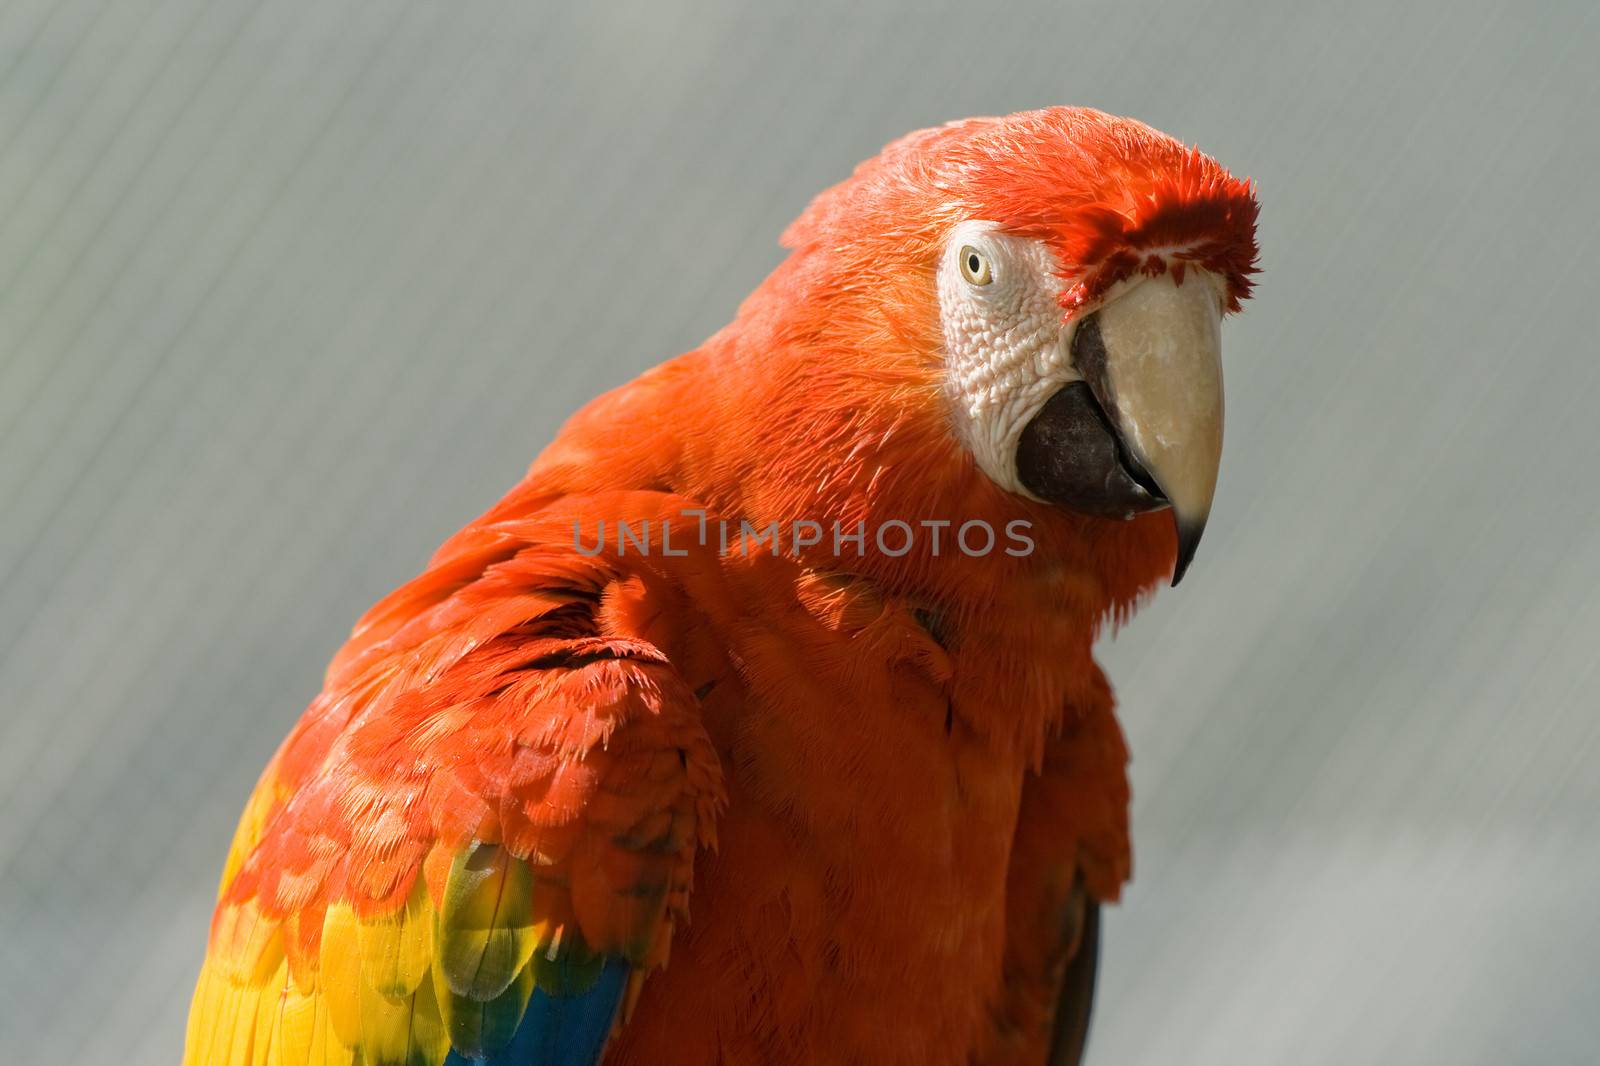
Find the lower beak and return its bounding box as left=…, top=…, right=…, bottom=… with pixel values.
left=1014, top=274, right=1225, bottom=586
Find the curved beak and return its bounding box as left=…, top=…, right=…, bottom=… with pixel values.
left=1084, top=275, right=1225, bottom=585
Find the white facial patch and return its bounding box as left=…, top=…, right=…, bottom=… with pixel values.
left=937, top=221, right=1080, bottom=497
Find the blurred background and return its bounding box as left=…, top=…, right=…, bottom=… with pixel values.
left=2, top=2, right=1597, bottom=1063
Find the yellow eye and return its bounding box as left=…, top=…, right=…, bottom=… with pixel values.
left=959, top=245, right=993, bottom=286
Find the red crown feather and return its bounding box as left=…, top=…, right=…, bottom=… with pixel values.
left=953, top=110, right=1260, bottom=315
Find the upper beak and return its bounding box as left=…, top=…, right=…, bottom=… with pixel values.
left=1084, top=274, right=1225, bottom=584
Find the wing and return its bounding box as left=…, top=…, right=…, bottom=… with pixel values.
left=1047, top=888, right=1100, bottom=1066
left=982, top=664, right=1130, bottom=1066
left=183, top=514, right=724, bottom=1066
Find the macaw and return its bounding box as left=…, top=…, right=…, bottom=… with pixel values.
left=183, top=106, right=1258, bottom=1066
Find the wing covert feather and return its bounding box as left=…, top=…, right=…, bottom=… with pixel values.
left=183, top=533, right=724, bottom=1066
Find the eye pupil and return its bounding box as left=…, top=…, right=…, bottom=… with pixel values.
left=958, top=244, right=992, bottom=286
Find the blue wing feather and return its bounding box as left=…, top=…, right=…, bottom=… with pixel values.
left=446, top=959, right=630, bottom=1066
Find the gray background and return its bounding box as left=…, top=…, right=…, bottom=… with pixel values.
left=1, top=2, right=1596, bottom=1063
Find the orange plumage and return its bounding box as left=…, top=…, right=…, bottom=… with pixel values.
left=184, top=107, right=1258, bottom=1066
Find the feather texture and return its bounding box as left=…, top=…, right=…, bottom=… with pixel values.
left=183, top=524, right=725, bottom=1066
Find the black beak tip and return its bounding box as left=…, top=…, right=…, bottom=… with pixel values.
left=1171, top=519, right=1206, bottom=587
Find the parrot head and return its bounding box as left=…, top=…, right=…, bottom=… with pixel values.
left=543, top=107, right=1259, bottom=609
left=748, top=107, right=1259, bottom=590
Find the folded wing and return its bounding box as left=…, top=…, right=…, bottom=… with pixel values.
left=183, top=519, right=724, bottom=1066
